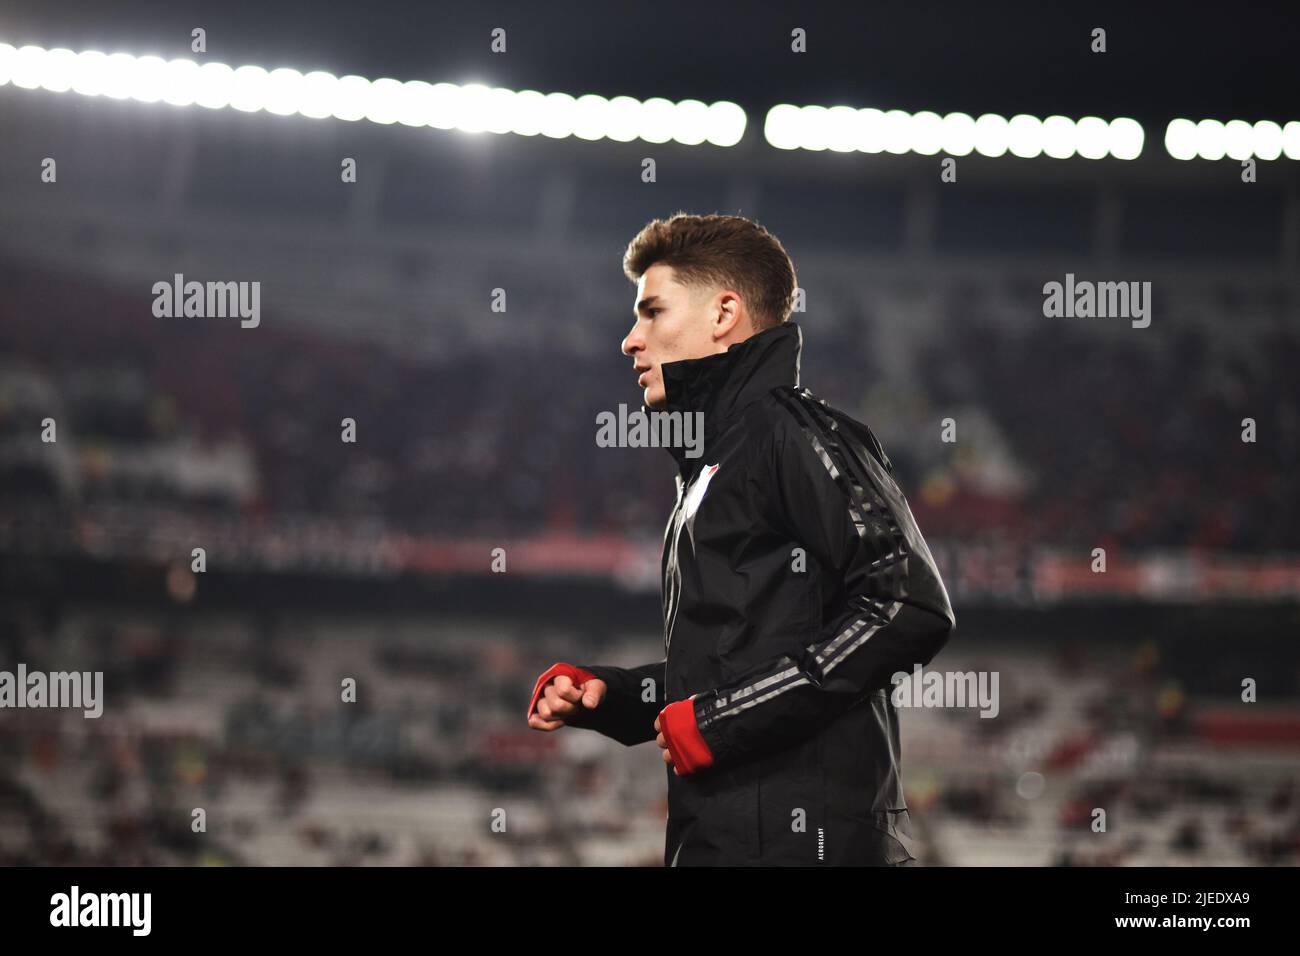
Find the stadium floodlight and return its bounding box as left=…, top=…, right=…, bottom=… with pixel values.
left=296, top=70, right=339, bottom=119
left=855, top=107, right=888, bottom=153
left=797, top=105, right=831, bottom=151
left=38, top=46, right=78, bottom=93
left=1282, top=122, right=1300, bottom=160
left=0, top=39, right=748, bottom=147
left=972, top=113, right=1010, bottom=158
left=909, top=111, right=945, bottom=156
left=1074, top=116, right=1110, bottom=160
left=825, top=105, right=860, bottom=152
left=264, top=67, right=305, bottom=117
left=939, top=112, right=976, bottom=157
left=882, top=109, right=914, bottom=155
left=573, top=93, right=612, bottom=141
left=1007, top=114, right=1045, bottom=159
left=162, top=58, right=202, bottom=107
left=1163, top=118, right=1198, bottom=160
left=1165, top=116, right=1300, bottom=160
left=1040, top=115, right=1077, bottom=160
left=1251, top=120, right=1283, bottom=161
left=635, top=96, right=676, bottom=144
left=229, top=64, right=269, bottom=113
left=1223, top=119, right=1255, bottom=161
left=704, top=101, right=746, bottom=147
left=763, top=103, right=803, bottom=151
left=1194, top=119, right=1228, bottom=161
left=671, top=99, right=711, bottom=147
left=762, top=101, right=1145, bottom=159
left=1106, top=117, right=1144, bottom=161
left=329, top=74, right=369, bottom=122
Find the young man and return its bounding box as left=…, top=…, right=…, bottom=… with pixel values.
left=527, top=213, right=956, bottom=866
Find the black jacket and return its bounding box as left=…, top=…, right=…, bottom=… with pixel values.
left=570, top=320, right=955, bottom=866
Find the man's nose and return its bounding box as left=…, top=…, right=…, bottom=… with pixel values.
left=621, top=327, right=642, bottom=357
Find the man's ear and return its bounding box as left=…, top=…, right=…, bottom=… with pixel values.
left=713, top=291, right=745, bottom=343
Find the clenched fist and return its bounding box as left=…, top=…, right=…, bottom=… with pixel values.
left=526, top=663, right=605, bottom=731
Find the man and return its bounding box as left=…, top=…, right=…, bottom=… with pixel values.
left=527, top=213, right=955, bottom=866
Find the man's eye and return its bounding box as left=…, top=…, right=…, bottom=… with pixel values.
left=648, top=309, right=662, bottom=317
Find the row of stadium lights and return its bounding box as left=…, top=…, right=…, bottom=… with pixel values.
left=2, top=42, right=1298, bottom=162
left=0, top=43, right=746, bottom=146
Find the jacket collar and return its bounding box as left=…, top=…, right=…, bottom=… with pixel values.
left=659, top=321, right=803, bottom=469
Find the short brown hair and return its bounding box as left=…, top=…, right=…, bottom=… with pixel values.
left=622, top=213, right=797, bottom=331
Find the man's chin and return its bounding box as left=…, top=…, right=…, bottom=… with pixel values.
left=644, top=389, right=668, bottom=410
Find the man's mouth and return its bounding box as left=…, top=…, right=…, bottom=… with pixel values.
left=635, top=365, right=652, bottom=385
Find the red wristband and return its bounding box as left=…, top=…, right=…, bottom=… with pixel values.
left=658, top=698, right=714, bottom=775
left=527, top=663, right=598, bottom=722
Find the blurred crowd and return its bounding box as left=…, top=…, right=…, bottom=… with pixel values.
left=1, top=265, right=1296, bottom=556
left=1, top=604, right=1296, bottom=866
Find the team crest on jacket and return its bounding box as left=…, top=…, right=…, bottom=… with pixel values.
left=683, top=463, right=720, bottom=520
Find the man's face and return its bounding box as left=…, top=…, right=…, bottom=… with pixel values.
left=621, top=264, right=722, bottom=410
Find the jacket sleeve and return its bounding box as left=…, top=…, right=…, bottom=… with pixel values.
left=549, top=659, right=666, bottom=747
left=677, top=391, right=956, bottom=774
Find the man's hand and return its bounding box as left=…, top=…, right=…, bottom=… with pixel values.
left=655, top=693, right=701, bottom=775
left=527, top=673, right=606, bottom=731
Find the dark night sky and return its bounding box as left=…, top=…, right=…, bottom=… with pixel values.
left=2, top=1, right=1297, bottom=128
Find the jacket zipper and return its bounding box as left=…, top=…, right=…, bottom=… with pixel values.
left=663, top=475, right=686, bottom=670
